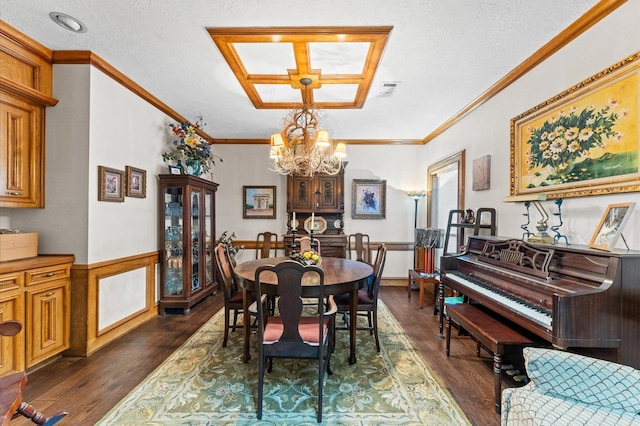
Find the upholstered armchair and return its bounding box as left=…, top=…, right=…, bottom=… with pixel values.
left=502, top=347, right=640, bottom=425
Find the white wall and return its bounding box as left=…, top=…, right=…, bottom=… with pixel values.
left=423, top=0, right=640, bottom=250
left=5, top=65, right=170, bottom=265
left=211, top=143, right=427, bottom=277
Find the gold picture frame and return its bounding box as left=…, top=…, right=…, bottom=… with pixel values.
left=98, top=166, right=124, bottom=202
left=510, top=52, right=640, bottom=199
left=589, top=202, right=635, bottom=251
left=125, top=166, right=147, bottom=198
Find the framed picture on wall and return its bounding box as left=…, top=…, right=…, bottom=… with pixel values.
left=243, top=186, right=276, bottom=219
left=510, top=53, right=640, bottom=200
left=472, top=155, right=491, bottom=191
left=589, top=202, right=635, bottom=251
left=98, top=166, right=125, bottom=202
left=125, top=166, right=147, bottom=198
left=352, top=179, right=386, bottom=219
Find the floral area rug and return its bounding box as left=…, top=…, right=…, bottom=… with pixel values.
left=97, top=300, right=469, bottom=425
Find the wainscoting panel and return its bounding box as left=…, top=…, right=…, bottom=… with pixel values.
left=66, top=251, right=159, bottom=356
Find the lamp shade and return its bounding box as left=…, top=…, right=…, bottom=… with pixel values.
left=315, top=130, right=331, bottom=147
left=271, top=133, right=285, bottom=147
left=334, top=142, right=347, bottom=158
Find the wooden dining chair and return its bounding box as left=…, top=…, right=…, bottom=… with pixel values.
left=0, top=321, right=67, bottom=426
left=253, top=261, right=337, bottom=423
left=296, top=236, right=321, bottom=254
left=214, top=242, right=266, bottom=348
left=347, top=233, right=371, bottom=264
left=335, top=244, right=387, bottom=352
left=255, top=232, right=278, bottom=258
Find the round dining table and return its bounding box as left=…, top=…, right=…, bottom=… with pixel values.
left=234, top=256, right=373, bottom=365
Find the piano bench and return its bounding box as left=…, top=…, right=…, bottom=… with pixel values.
left=407, top=269, right=439, bottom=312
left=445, top=303, right=537, bottom=415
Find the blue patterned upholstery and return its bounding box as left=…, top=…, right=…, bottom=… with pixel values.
left=502, top=347, right=640, bottom=425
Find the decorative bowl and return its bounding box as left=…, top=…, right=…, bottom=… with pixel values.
left=291, top=250, right=322, bottom=266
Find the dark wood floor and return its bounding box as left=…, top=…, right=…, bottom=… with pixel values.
left=15, top=285, right=514, bottom=425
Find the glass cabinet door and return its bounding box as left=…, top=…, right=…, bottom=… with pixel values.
left=190, top=189, right=201, bottom=293
left=204, top=191, right=214, bottom=285
left=163, top=187, right=184, bottom=296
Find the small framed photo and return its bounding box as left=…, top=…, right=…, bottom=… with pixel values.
left=589, top=202, right=636, bottom=251
left=98, top=166, right=125, bottom=202
left=243, top=186, right=276, bottom=219
left=168, top=165, right=182, bottom=175
left=352, top=179, right=386, bottom=219
left=125, top=166, right=146, bottom=198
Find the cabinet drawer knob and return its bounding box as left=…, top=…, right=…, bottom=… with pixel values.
left=41, top=272, right=56, bottom=278
left=41, top=291, right=56, bottom=298
left=6, top=191, right=23, bottom=195
left=0, top=305, right=4, bottom=313
left=0, top=281, right=11, bottom=287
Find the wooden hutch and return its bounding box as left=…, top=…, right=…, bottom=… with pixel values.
left=284, top=166, right=347, bottom=258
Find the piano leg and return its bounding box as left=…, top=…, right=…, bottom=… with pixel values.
left=493, top=353, right=502, bottom=414
left=437, top=281, right=445, bottom=339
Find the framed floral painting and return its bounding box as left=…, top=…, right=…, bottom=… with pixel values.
left=589, top=202, right=635, bottom=251
left=352, top=179, right=386, bottom=219
left=510, top=52, right=640, bottom=199
left=98, top=166, right=124, bottom=202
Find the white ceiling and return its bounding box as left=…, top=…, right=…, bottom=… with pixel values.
left=0, top=0, right=601, bottom=141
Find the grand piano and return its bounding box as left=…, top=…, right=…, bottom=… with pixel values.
left=440, top=235, right=640, bottom=369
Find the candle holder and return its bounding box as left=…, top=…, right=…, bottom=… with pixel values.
left=310, top=228, right=318, bottom=252
left=290, top=227, right=298, bottom=255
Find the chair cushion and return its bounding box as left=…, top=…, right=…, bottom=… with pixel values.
left=334, top=289, right=372, bottom=306
left=263, top=316, right=330, bottom=346
left=229, top=291, right=243, bottom=303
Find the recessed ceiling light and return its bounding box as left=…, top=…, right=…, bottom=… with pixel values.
left=49, top=12, right=87, bottom=33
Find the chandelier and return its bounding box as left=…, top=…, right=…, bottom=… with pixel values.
left=270, top=78, right=346, bottom=177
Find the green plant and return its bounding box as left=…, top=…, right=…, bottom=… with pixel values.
left=218, top=231, right=244, bottom=259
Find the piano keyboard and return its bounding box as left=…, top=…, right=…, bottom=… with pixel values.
left=446, top=272, right=552, bottom=329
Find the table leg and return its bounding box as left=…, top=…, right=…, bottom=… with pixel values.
left=243, top=288, right=251, bottom=363
left=348, top=283, right=358, bottom=365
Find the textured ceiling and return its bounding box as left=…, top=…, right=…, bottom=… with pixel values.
left=0, top=0, right=601, bottom=141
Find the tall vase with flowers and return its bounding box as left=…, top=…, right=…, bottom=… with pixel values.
left=162, top=117, right=222, bottom=176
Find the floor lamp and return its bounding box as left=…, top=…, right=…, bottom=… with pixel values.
left=406, top=191, right=426, bottom=268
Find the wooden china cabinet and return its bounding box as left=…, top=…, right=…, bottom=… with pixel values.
left=158, top=174, right=218, bottom=314
left=284, top=165, right=347, bottom=258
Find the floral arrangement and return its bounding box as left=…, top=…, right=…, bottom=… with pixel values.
left=526, top=101, right=623, bottom=173
left=218, top=231, right=244, bottom=259
left=162, top=117, right=222, bottom=175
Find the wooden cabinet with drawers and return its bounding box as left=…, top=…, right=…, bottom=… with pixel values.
left=0, top=255, right=73, bottom=376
